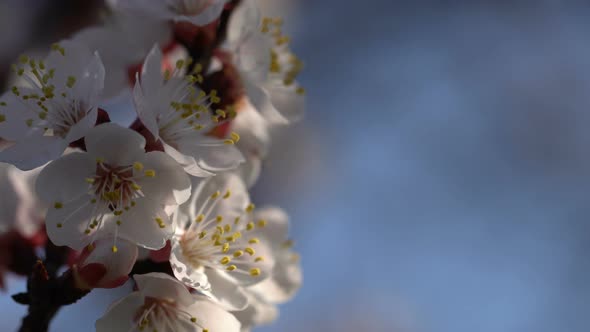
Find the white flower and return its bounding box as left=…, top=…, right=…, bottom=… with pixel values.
left=0, top=162, right=46, bottom=237
left=133, top=45, right=244, bottom=177
left=228, top=98, right=270, bottom=188
left=72, top=13, right=172, bottom=100
left=233, top=207, right=302, bottom=331
left=0, top=40, right=105, bottom=170
left=226, top=0, right=305, bottom=125
left=36, top=123, right=191, bottom=251
left=96, top=272, right=241, bottom=332
left=73, top=237, right=138, bottom=289
left=169, top=173, right=274, bottom=310
left=113, top=0, right=230, bottom=26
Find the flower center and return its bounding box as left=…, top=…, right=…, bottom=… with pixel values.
left=89, top=161, right=142, bottom=211
left=134, top=297, right=203, bottom=331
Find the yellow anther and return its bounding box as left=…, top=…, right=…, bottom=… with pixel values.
left=220, top=256, right=231, bottom=265
left=198, top=231, right=207, bottom=239
left=222, top=243, right=230, bottom=253
left=114, top=210, right=123, bottom=216
left=84, top=229, right=91, bottom=234
left=95, top=157, right=104, bottom=164
left=111, top=245, right=118, bottom=253
left=54, top=202, right=63, bottom=209
left=224, top=224, right=231, bottom=232
left=223, top=190, right=231, bottom=199
left=246, top=222, right=255, bottom=231
left=249, top=268, right=261, bottom=276
left=66, top=76, right=76, bottom=88
left=155, top=217, right=166, bottom=228
left=133, top=162, right=144, bottom=171
left=0, top=114, right=5, bottom=123
left=211, top=191, right=220, bottom=199
left=245, top=247, right=255, bottom=256
left=249, top=238, right=260, bottom=244
left=230, top=132, right=240, bottom=143
left=144, top=169, right=156, bottom=177
left=226, top=265, right=237, bottom=271
left=90, top=198, right=97, bottom=204
left=190, top=317, right=197, bottom=323
left=233, top=250, right=243, bottom=258
left=296, top=87, right=306, bottom=95
left=195, top=214, right=204, bottom=223
left=234, top=217, right=240, bottom=224
left=56, top=223, right=63, bottom=228
left=176, top=59, right=185, bottom=69
left=223, top=139, right=235, bottom=145
left=246, top=203, right=255, bottom=212
left=255, top=256, right=264, bottom=262
left=216, top=226, right=224, bottom=235
left=85, top=177, right=95, bottom=184
left=257, top=219, right=267, bottom=228
left=132, top=183, right=142, bottom=191
left=116, top=220, right=122, bottom=226
left=215, top=215, right=223, bottom=223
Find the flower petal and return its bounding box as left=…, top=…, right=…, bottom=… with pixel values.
left=140, top=151, right=192, bottom=206
left=45, top=194, right=101, bottom=250
left=84, top=123, right=146, bottom=166
left=113, top=198, right=174, bottom=250
left=82, top=237, right=138, bottom=288
left=170, top=240, right=211, bottom=290
left=177, top=139, right=245, bottom=173
left=36, top=152, right=95, bottom=203
left=0, top=134, right=68, bottom=170
left=187, top=297, right=242, bottom=332
left=202, top=269, right=249, bottom=311
left=95, top=292, right=144, bottom=332
left=135, top=272, right=195, bottom=307
left=244, top=78, right=288, bottom=125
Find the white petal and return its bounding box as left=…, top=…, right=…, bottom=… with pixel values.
left=0, top=134, right=68, bottom=170
left=267, top=84, right=305, bottom=123
left=250, top=250, right=302, bottom=304
left=132, top=80, right=160, bottom=140
left=227, top=0, right=261, bottom=45
left=140, top=151, right=192, bottom=206
left=170, top=240, right=211, bottom=290
left=177, top=140, right=245, bottom=173
left=95, top=292, right=144, bottom=332
left=232, top=292, right=278, bottom=331
left=186, top=173, right=250, bottom=222
left=70, top=51, right=105, bottom=109
left=244, top=79, right=288, bottom=125
left=202, top=269, right=249, bottom=311
left=163, top=142, right=214, bottom=177
left=0, top=91, right=39, bottom=141
left=135, top=272, right=195, bottom=307
left=114, top=198, right=174, bottom=250
left=253, top=207, right=289, bottom=247
left=84, top=123, right=146, bottom=166
left=36, top=152, right=95, bottom=203
left=83, top=237, right=138, bottom=287
left=177, top=1, right=226, bottom=26
left=64, top=106, right=97, bottom=143
left=45, top=194, right=101, bottom=250
left=187, top=297, right=242, bottom=332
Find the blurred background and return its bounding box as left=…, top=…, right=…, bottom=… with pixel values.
left=2, top=0, right=590, bottom=331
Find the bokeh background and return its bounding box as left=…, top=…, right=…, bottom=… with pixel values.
left=2, top=0, right=590, bottom=331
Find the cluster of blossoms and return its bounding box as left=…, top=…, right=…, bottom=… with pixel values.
left=0, top=0, right=304, bottom=331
